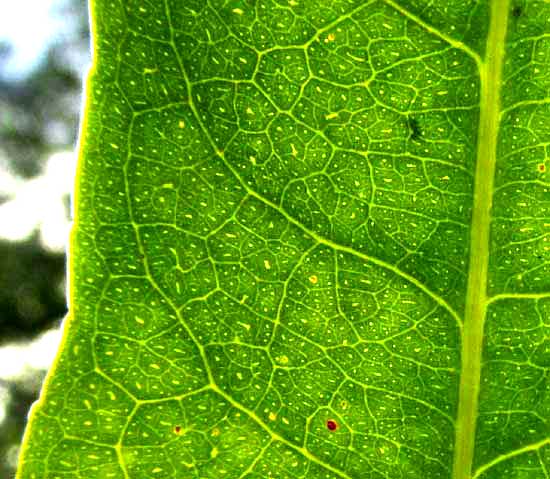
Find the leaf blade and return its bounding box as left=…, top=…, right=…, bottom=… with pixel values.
left=17, top=1, right=550, bottom=478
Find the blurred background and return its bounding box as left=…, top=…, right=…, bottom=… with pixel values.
left=0, top=0, right=90, bottom=476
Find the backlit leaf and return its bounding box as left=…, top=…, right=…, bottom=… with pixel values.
left=17, top=1, right=550, bottom=478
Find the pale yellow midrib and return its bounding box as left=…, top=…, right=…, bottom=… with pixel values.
left=452, top=2, right=510, bottom=479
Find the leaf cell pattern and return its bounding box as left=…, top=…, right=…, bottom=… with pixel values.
left=16, top=1, right=550, bottom=479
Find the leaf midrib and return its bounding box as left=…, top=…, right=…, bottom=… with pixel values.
left=453, top=1, right=510, bottom=478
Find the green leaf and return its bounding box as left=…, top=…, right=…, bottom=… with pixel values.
left=17, top=1, right=550, bottom=478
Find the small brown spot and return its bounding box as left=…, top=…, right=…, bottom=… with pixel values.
left=326, top=419, right=338, bottom=431
left=173, top=425, right=182, bottom=435
left=309, top=275, right=318, bottom=284
left=538, top=163, right=546, bottom=172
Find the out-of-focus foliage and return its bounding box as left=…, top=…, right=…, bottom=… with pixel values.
left=0, top=236, right=65, bottom=343
left=0, top=0, right=89, bottom=477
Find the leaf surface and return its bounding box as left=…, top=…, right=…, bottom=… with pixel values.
left=17, top=1, right=550, bottom=478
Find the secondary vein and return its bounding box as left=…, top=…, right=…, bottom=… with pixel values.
left=452, top=2, right=510, bottom=478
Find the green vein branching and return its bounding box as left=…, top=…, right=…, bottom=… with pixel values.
left=268, top=242, right=320, bottom=348
left=472, top=438, right=550, bottom=479
left=334, top=250, right=364, bottom=342
left=236, top=439, right=274, bottom=479
left=245, top=188, right=464, bottom=329
left=452, top=1, right=510, bottom=479
left=123, top=112, right=214, bottom=396
left=382, top=0, right=483, bottom=70
left=499, top=98, right=550, bottom=117
left=487, top=292, right=550, bottom=304
left=161, top=3, right=355, bottom=478
left=166, top=2, right=464, bottom=331
left=171, top=64, right=465, bottom=329
left=209, top=382, right=354, bottom=479
left=115, top=403, right=137, bottom=479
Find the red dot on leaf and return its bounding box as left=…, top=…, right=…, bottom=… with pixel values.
left=538, top=163, right=546, bottom=172
left=174, top=426, right=182, bottom=434
left=326, top=419, right=338, bottom=431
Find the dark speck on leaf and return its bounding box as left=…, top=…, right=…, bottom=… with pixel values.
left=408, top=116, right=422, bottom=141
left=174, top=425, right=182, bottom=434
left=512, top=6, right=522, bottom=17
left=326, top=419, right=338, bottom=431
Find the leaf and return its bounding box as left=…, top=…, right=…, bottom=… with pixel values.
left=17, top=1, right=550, bottom=478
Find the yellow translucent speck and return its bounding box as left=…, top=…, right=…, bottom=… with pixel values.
left=325, top=112, right=338, bottom=120
left=269, top=412, right=277, bottom=421
left=277, top=355, right=289, bottom=365
left=211, top=427, right=220, bottom=437
left=325, top=33, right=335, bottom=42
left=309, top=275, right=318, bottom=284
left=264, top=259, right=271, bottom=270
left=232, top=7, right=244, bottom=14
left=135, top=317, right=145, bottom=325
left=152, top=467, right=162, bottom=473
left=178, top=120, right=185, bottom=128
left=211, top=447, right=219, bottom=458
